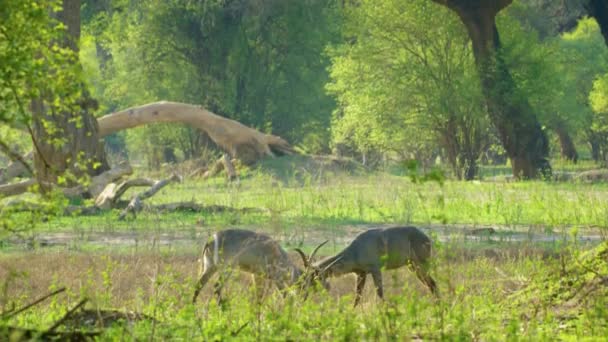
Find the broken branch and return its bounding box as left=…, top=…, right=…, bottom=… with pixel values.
left=118, top=174, right=181, bottom=220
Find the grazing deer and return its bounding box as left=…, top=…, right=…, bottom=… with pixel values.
left=192, top=229, right=328, bottom=304
left=296, top=226, right=438, bottom=306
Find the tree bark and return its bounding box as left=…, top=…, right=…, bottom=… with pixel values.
left=432, top=0, right=551, bottom=179
left=97, top=101, right=295, bottom=165
left=32, top=0, right=109, bottom=187
left=555, top=125, right=578, bottom=163
left=589, top=132, right=602, bottom=162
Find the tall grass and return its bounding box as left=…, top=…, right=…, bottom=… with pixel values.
left=33, top=172, right=608, bottom=237
left=2, top=241, right=605, bottom=340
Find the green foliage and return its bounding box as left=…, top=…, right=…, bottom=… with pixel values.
left=590, top=73, right=608, bottom=114
left=0, top=0, right=82, bottom=237
left=327, top=0, right=490, bottom=178
left=80, top=0, right=341, bottom=163
left=556, top=18, right=608, bottom=158
left=0, top=0, right=81, bottom=126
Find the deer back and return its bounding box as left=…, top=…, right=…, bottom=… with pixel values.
left=209, top=229, right=297, bottom=278
left=338, top=226, right=432, bottom=271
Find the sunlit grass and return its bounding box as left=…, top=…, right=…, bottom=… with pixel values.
left=30, top=171, right=608, bottom=235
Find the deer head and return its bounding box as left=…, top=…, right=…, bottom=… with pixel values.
left=294, top=240, right=342, bottom=296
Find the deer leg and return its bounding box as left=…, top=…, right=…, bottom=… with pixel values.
left=253, top=275, right=267, bottom=304
left=192, top=265, right=217, bottom=304
left=370, top=269, right=384, bottom=301
left=274, top=280, right=289, bottom=298
left=213, top=271, right=230, bottom=306
left=354, top=272, right=367, bottom=307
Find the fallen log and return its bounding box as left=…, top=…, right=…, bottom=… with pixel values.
left=0, top=162, right=132, bottom=198
left=97, top=101, right=295, bottom=165
left=151, top=201, right=264, bottom=214
left=0, top=179, right=36, bottom=197
left=59, top=309, right=155, bottom=329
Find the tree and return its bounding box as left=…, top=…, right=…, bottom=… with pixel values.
left=1, top=0, right=296, bottom=199
left=328, top=0, right=491, bottom=179
left=431, top=0, right=551, bottom=179
left=83, top=0, right=341, bottom=160
left=30, top=0, right=109, bottom=188
left=498, top=8, right=582, bottom=163
left=559, top=18, right=608, bottom=162
left=515, top=0, right=608, bottom=47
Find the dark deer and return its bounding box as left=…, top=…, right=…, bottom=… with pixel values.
left=297, top=226, right=438, bottom=306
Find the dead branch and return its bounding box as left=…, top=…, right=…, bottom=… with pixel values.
left=95, top=178, right=155, bottom=209
left=1, top=287, right=66, bottom=319
left=85, top=161, right=133, bottom=198
left=118, top=174, right=181, bottom=220
left=45, top=298, right=89, bottom=334
left=188, top=166, right=209, bottom=178
left=201, top=157, right=225, bottom=179
left=97, top=101, right=295, bottom=165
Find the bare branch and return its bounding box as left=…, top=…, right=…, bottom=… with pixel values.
left=118, top=174, right=181, bottom=220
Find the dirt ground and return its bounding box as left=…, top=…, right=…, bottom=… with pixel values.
left=0, top=240, right=562, bottom=313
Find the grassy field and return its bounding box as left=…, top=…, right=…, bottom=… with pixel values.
left=0, top=160, right=607, bottom=340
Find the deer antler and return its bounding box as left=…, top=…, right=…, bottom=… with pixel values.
left=309, top=240, right=328, bottom=262
left=294, top=248, right=309, bottom=268
left=295, top=240, right=329, bottom=270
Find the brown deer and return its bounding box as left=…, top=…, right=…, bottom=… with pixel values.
left=296, top=226, right=438, bottom=306
left=192, top=229, right=329, bottom=304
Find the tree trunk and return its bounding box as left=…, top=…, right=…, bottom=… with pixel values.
left=589, top=133, right=602, bottom=162
left=32, top=0, right=109, bottom=187
left=463, top=156, right=478, bottom=181
left=439, top=119, right=463, bottom=180
left=432, top=0, right=551, bottom=179
left=555, top=125, right=578, bottom=163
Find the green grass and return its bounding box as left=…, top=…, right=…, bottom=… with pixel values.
left=23, top=171, right=608, bottom=236
left=3, top=241, right=606, bottom=340
left=1, top=165, right=607, bottom=340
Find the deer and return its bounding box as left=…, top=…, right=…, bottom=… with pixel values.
left=192, top=229, right=331, bottom=304
left=295, top=226, right=438, bottom=307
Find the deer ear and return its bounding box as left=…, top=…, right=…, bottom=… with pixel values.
left=294, top=248, right=309, bottom=268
